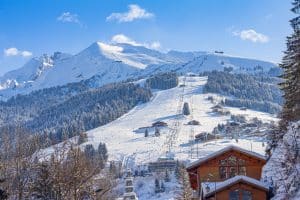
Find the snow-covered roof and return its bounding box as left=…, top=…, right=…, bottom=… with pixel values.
left=123, top=191, right=137, bottom=197
left=187, top=145, right=266, bottom=170
left=201, top=175, right=269, bottom=198
left=211, top=104, right=223, bottom=109
left=125, top=177, right=134, bottom=181
left=125, top=185, right=134, bottom=189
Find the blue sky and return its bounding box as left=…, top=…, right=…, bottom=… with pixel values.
left=0, top=0, right=293, bottom=75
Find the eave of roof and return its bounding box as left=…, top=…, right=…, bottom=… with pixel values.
left=187, top=145, right=266, bottom=170
left=202, top=175, right=269, bottom=198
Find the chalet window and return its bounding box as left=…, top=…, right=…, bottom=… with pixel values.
left=229, top=167, right=237, bottom=177
left=239, top=166, right=247, bottom=176
left=229, top=189, right=252, bottom=200
left=238, top=159, right=246, bottom=165
left=220, top=159, right=227, bottom=166
left=242, top=190, right=252, bottom=200
left=219, top=166, right=227, bottom=179
left=229, top=189, right=239, bottom=200
left=219, top=156, right=246, bottom=179
left=228, top=156, right=237, bottom=165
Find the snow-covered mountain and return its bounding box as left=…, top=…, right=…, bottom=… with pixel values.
left=143, top=52, right=277, bottom=75
left=0, top=42, right=278, bottom=100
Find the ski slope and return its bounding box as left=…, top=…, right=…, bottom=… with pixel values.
left=86, top=76, right=277, bottom=165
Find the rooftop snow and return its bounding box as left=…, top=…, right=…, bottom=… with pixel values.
left=201, top=175, right=269, bottom=198
left=187, top=145, right=267, bottom=170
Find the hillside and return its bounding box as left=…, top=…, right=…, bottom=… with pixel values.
left=0, top=42, right=283, bottom=200
left=142, top=52, right=279, bottom=76
left=79, top=76, right=278, bottom=199
left=202, top=71, right=283, bottom=114
left=0, top=81, right=152, bottom=145
left=84, top=76, right=277, bottom=163
left=23, top=75, right=279, bottom=200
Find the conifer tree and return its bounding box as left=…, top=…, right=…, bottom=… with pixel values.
left=175, top=160, right=181, bottom=180
left=77, top=132, right=88, bottom=145
left=183, top=102, right=191, bottom=115
left=176, top=168, right=193, bottom=200
left=155, top=127, right=160, bottom=137
left=109, top=161, right=117, bottom=177
left=279, top=0, right=300, bottom=130
left=31, top=163, right=55, bottom=199
left=84, top=144, right=96, bottom=159
left=0, top=178, right=8, bottom=200
left=0, top=188, right=8, bottom=200
left=154, top=178, right=160, bottom=193
left=160, top=182, right=165, bottom=192
left=144, top=128, right=149, bottom=137
left=98, top=143, right=108, bottom=162
left=165, top=169, right=171, bottom=182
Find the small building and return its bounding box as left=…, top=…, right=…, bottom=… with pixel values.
left=195, top=132, right=215, bottom=142
left=240, top=107, right=248, bottom=111
left=152, top=121, right=168, bottom=127
left=148, top=157, right=177, bottom=172
left=200, top=175, right=269, bottom=200
left=211, top=104, right=230, bottom=115
left=211, top=104, right=223, bottom=110
left=215, top=51, right=224, bottom=54
left=188, top=120, right=201, bottom=125
left=186, top=145, right=268, bottom=200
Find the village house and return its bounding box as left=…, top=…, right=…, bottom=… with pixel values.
left=186, top=145, right=269, bottom=200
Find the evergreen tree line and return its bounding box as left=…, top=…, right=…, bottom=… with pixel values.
left=83, top=143, right=108, bottom=169
left=146, top=72, right=179, bottom=90
left=279, top=0, right=300, bottom=129
left=224, top=98, right=281, bottom=114
left=266, top=1, right=300, bottom=199
left=175, top=161, right=193, bottom=200
left=0, top=81, right=152, bottom=146
left=202, top=71, right=283, bottom=114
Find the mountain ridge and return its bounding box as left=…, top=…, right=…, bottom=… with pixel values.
left=0, top=41, right=278, bottom=100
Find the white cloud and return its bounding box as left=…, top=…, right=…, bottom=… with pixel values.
left=57, top=12, right=81, bottom=24
left=4, top=47, right=32, bottom=57
left=233, top=29, right=269, bottom=43
left=4, top=47, right=19, bottom=56
left=150, top=41, right=161, bottom=50
left=106, top=4, right=154, bottom=23
left=111, top=34, right=161, bottom=50
left=111, top=34, right=140, bottom=46
left=98, top=42, right=123, bottom=54
left=20, top=51, right=33, bottom=57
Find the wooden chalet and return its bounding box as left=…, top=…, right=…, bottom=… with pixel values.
left=200, top=175, right=269, bottom=200
left=186, top=145, right=269, bottom=200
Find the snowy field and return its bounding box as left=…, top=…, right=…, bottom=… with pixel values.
left=39, top=76, right=278, bottom=200
left=86, top=76, right=278, bottom=165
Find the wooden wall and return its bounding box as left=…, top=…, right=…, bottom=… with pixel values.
left=205, top=182, right=267, bottom=200
left=188, top=149, right=266, bottom=190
